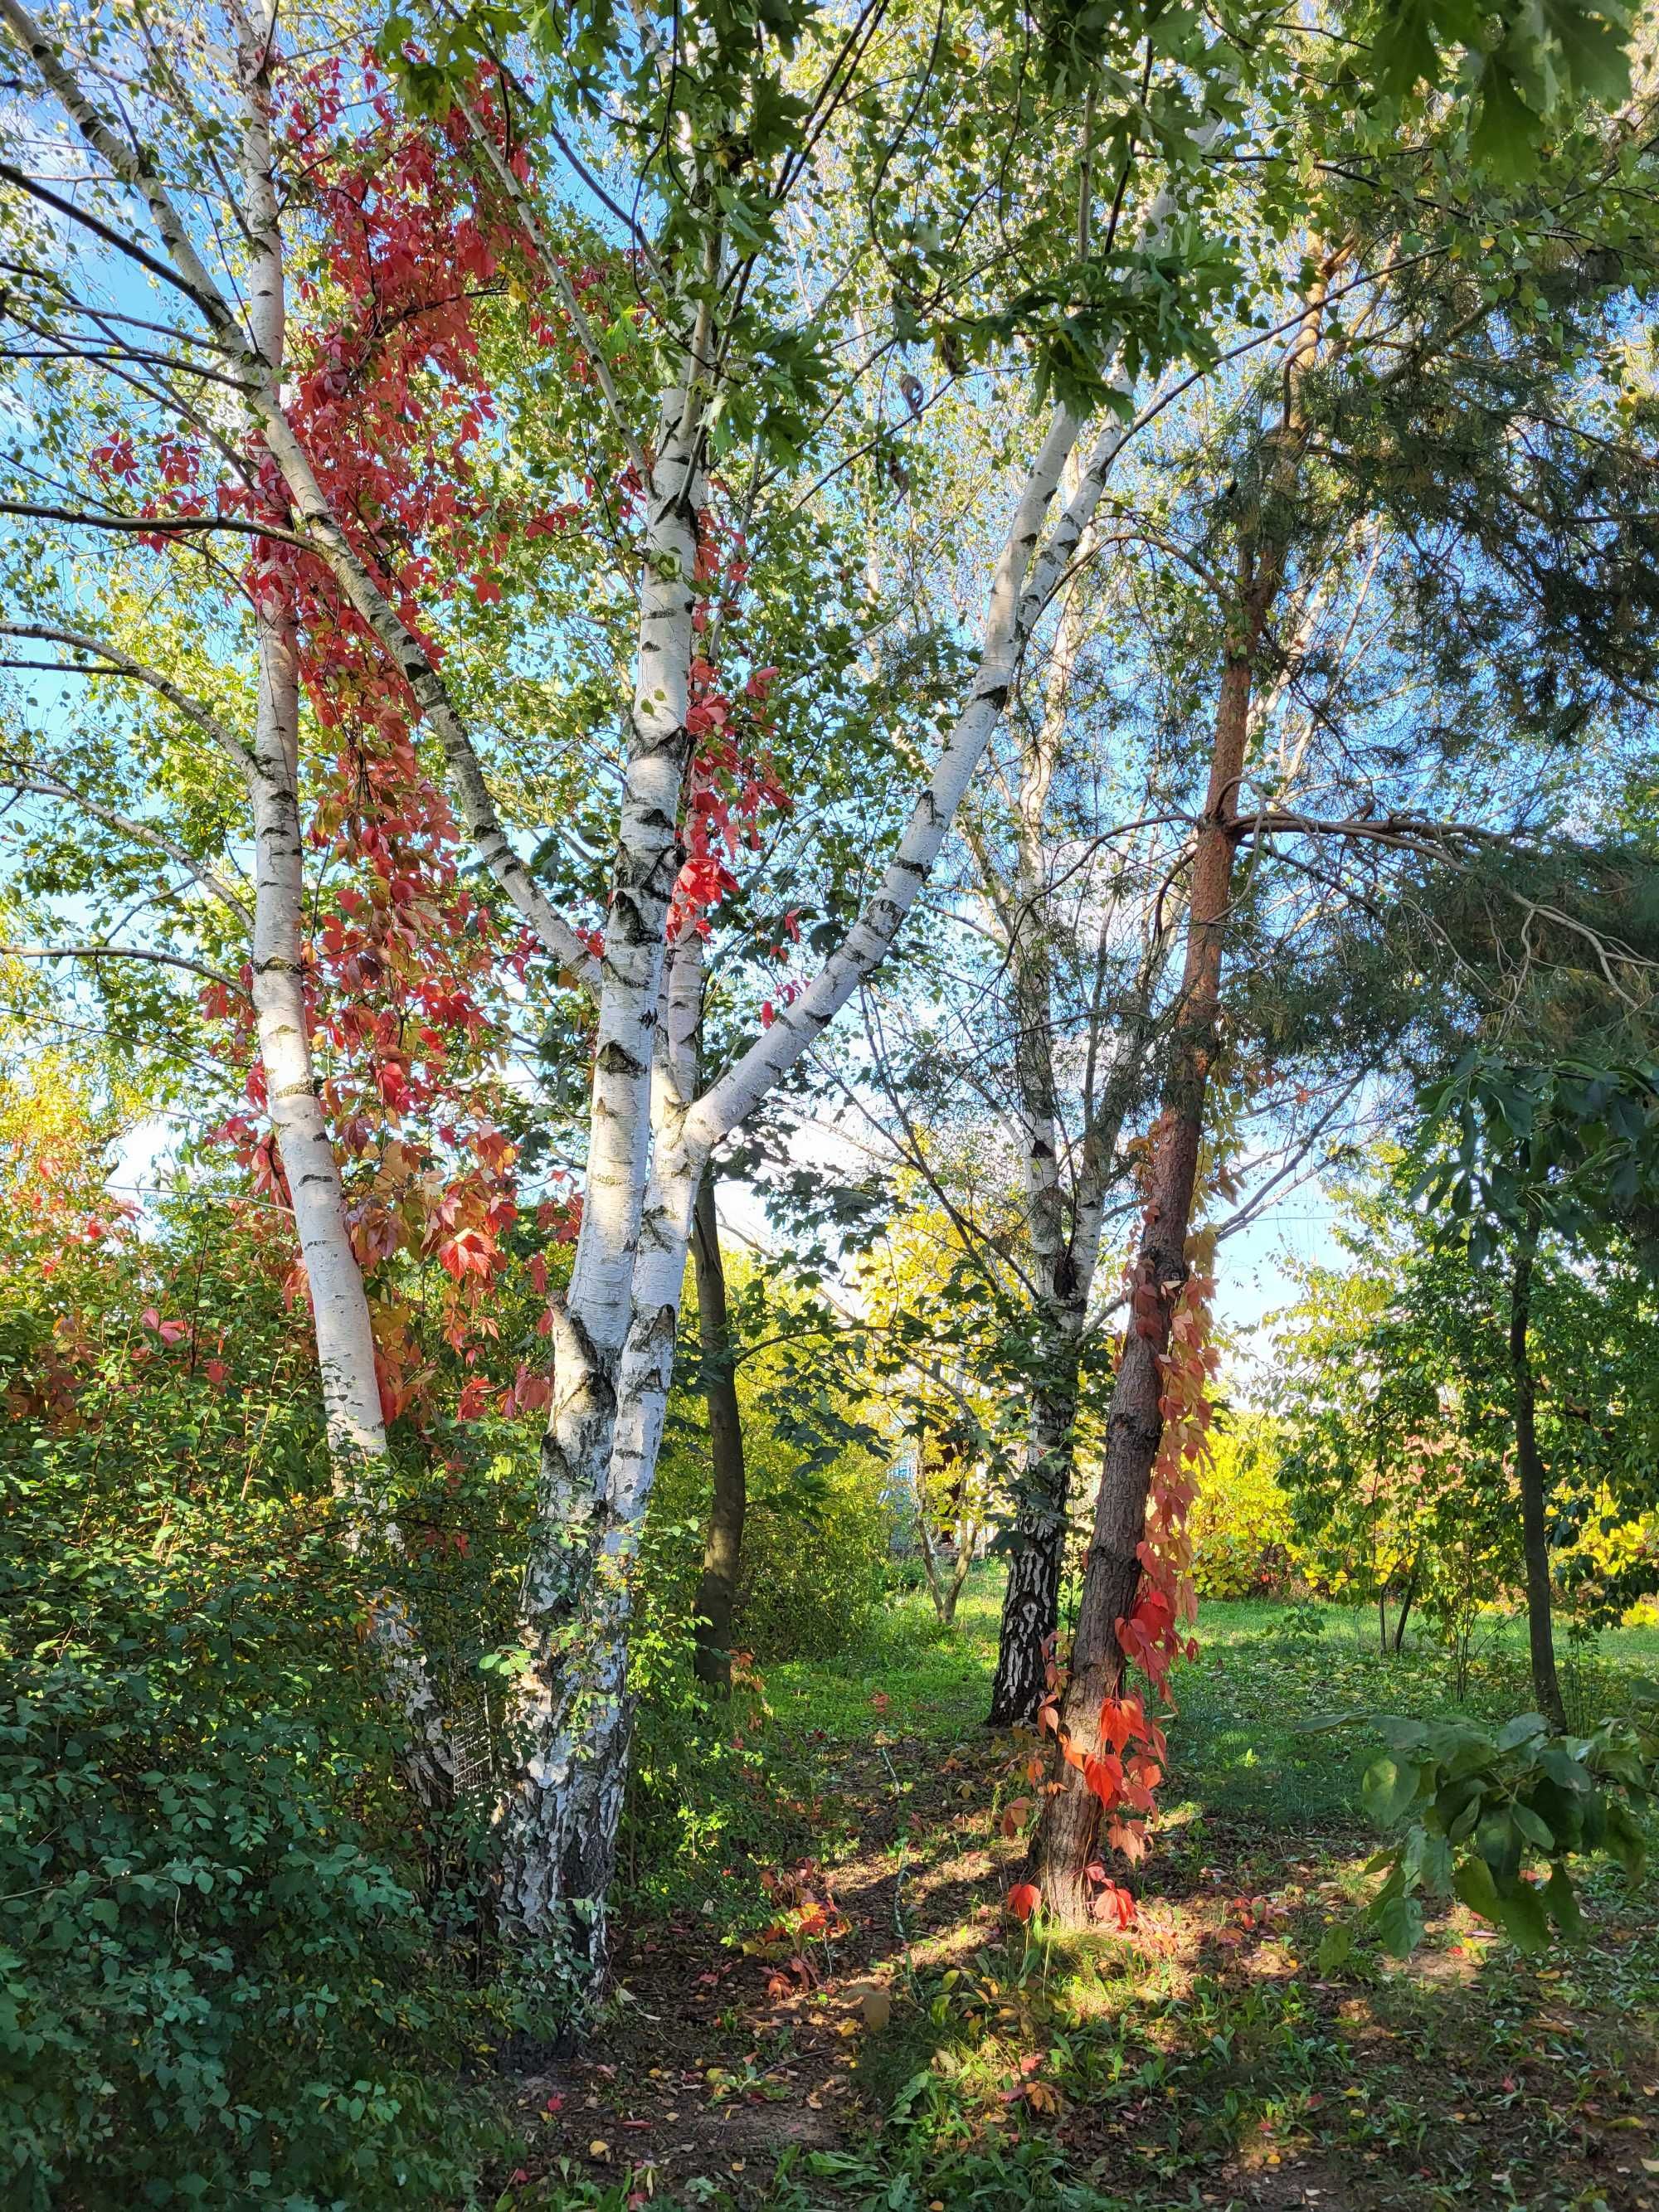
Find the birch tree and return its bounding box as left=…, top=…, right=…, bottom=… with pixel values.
left=0, top=0, right=1634, bottom=1989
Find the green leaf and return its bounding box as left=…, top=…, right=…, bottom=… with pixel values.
left=1372, top=1890, right=1426, bottom=1958
left=1539, top=0, right=1632, bottom=99
left=1377, top=1716, right=1431, bottom=1754
left=1493, top=1879, right=1550, bottom=1953
left=1420, top=1832, right=1454, bottom=1896
left=1363, top=1754, right=1421, bottom=1827
left=1539, top=1744, right=1594, bottom=1791
left=1471, top=52, right=1540, bottom=183
left=1512, top=1803, right=1555, bottom=1851
left=1604, top=1798, right=1647, bottom=1883
left=1476, top=1811, right=1525, bottom=1884
left=1373, top=0, right=1440, bottom=98
left=1316, top=1923, right=1355, bottom=1972
left=1453, top=1851, right=1502, bottom=1926
left=1496, top=1713, right=1550, bottom=1753
left=1426, top=1723, right=1498, bottom=1780
left=1544, top=1863, right=1585, bottom=1939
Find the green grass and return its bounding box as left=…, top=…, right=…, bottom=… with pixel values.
left=768, top=1571, right=1008, bottom=1740
left=768, top=1574, right=1659, bottom=1833
left=511, top=1575, right=1659, bottom=2212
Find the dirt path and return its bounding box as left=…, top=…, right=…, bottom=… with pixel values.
left=505, top=1725, right=1013, bottom=2198
left=498, top=1717, right=1659, bottom=2212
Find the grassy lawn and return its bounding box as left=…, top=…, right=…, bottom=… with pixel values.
left=497, top=1574, right=1659, bottom=2212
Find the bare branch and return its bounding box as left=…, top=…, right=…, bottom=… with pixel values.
left=0, top=940, right=244, bottom=990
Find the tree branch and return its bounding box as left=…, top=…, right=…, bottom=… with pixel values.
left=0, top=941, right=245, bottom=990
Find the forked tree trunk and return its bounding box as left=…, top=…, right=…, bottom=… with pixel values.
left=691, top=1171, right=747, bottom=1693
left=917, top=1434, right=981, bottom=1626
left=494, top=386, right=708, bottom=1967
left=977, top=610, right=1186, bottom=1718
left=494, top=394, right=1112, bottom=1968
left=1510, top=1218, right=1567, bottom=1729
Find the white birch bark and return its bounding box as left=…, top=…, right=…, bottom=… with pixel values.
left=498, top=926, right=705, bottom=1956
left=7, top=0, right=1244, bottom=1962
left=232, top=2, right=455, bottom=1801
left=982, top=569, right=1094, bottom=1722
left=499, top=379, right=1164, bottom=1947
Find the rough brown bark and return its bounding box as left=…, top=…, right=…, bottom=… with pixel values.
left=1510, top=1219, right=1567, bottom=1729
left=1392, top=1553, right=1420, bottom=1655
left=1031, top=266, right=1335, bottom=1921
left=691, top=1171, right=747, bottom=1694
left=1032, top=643, right=1257, bottom=1921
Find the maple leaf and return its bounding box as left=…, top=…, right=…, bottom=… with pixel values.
left=1006, top=1882, right=1040, bottom=1923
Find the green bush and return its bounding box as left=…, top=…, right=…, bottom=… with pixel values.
left=0, top=1475, right=508, bottom=2211
left=734, top=1459, right=893, bottom=1661
left=1190, top=1414, right=1293, bottom=1601
left=649, top=1369, right=892, bottom=1667
left=616, top=1510, right=803, bottom=1913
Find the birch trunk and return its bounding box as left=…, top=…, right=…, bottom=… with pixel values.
left=235, top=5, right=453, bottom=1805
left=990, top=1372, right=1081, bottom=1720
left=986, top=567, right=1089, bottom=1725
left=497, top=642, right=709, bottom=1966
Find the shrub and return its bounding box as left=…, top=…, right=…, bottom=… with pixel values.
left=650, top=1358, right=893, bottom=1666
left=0, top=1475, right=507, bottom=2211
left=616, top=1510, right=802, bottom=1913
left=1190, top=1414, right=1294, bottom=1600
left=734, top=1456, right=894, bottom=1661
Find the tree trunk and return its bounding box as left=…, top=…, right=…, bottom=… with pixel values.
left=691, top=1171, right=747, bottom=1694
left=1031, top=641, right=1255, bottom=1920
left=1510, top=1221, right=1567, bottom=1728
left=1392, top=1553, right=1420, bottom=1654
left=489, top=169, right=1238, bottom=1962
left=496, top=1145, right=702, bottom=1975
left=988, top=1371, right=1078, bottom=1723
left=236, top=7, right=453, bottom=1807
left=986, top=552, right=1086, bottom=1722
left=496, top=928, right=709, bottom=1971
left=980, top=97, right=1238, bottom=1738
left=917, top=1437, right=980, bottom=1626
left=1031, top=268, right=1332, bottom=1920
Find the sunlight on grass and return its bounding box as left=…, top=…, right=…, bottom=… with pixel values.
left=572, top=1573, right=1659, bottom=2211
